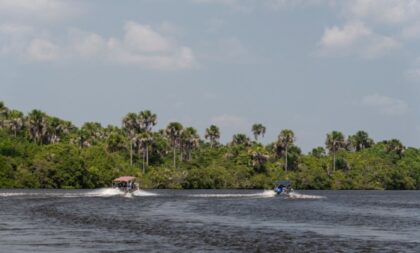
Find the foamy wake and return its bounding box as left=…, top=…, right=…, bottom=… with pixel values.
left=0, top=189, right=158, bottom=198
left=132, top=190, right=158, bottom=196
left=189, top=190, right=276, bottom=198
left=0, top=192, right=28, bottom=197
left=287, top=192, right=325, bottom=199
left=85, top=188, right=158, bottom=197
left=85, top=188, right=125, bottom=197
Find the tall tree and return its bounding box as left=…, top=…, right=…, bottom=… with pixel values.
left=138, top=110, right=157, bottom=132
left=348, top=130, right=374, bottom=151
left=204, top=125, right=220, bottom=147
left=138, top=110, right=157, bottom=166
left=47, top=117, right=73, bottom=144
left=122, top=113, right=140, bottom=165
left=252, top=123, right=266, bottom=141
left=136, top=132, right=153, bottom=173
left=5, top=110, right=24, bottom=137
left=27, top=110, right=49, bottom=144
left=181, top=127, right=200, bottom=161
left=165, top=122, right=183, bottom=168
left=325, top=131, right=346, bottom=172
left=277, top=129, right=296, bottom=172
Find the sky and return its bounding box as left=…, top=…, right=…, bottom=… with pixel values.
left=0, top=0, right=419, bottom=152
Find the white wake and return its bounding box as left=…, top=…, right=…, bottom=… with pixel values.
left=85, top=188, right=125, bottom=197
left=188, top=190, right=276, bottom=198
left=132, top=190, right=158, bottom=196
left=287, top=192, right=325, bottom=199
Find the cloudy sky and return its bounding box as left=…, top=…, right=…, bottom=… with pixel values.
left=1, top=0, right=419, bottom=151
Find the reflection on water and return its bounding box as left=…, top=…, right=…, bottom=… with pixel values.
left=0, top=189, right=419, bottom=252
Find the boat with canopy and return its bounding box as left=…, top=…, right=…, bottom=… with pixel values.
left=112, top=176, right=139, bottom=193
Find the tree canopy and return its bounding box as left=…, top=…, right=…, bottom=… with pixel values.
left=0, top=101, right=419, bottom=190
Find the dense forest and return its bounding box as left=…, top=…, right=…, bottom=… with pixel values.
left=0, top=101, right=419, bottom=190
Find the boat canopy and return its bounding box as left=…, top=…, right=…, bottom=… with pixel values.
left=113, top=176, right=136, bottom=183
left=275, top=180, right=291, bottom=187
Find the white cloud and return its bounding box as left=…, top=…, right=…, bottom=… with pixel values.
left=320, top=21, right=371, bottom=48
left=0, top=21, right=196, bottom=69
left=317, top=21, right=400, bottom=59
left=0, top=0, right=81, bottom=22
left=104, top=22, right=196, bottom=69
left=123, top=22, right=170, bottom=53
left=0, top=23, right=35, bottom=55
left=26, top=38, right=58, bottom=62
left=362, top=93, right=408, bottom=116
left=70, top=31, right=107, bottom=57
left=338, top=0, right=420, bottom=25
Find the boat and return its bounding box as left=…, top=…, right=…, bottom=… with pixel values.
left=112, top=176, right=139, bottom=193
left=274, top=180, right=293, bottom=195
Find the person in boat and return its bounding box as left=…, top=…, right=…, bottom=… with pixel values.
left=274, top=180, right=292, bottom=194
left=112, top=176, right=138, bottom=193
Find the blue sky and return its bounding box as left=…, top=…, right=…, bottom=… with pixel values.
left=0, top=0, right=419, bottom=151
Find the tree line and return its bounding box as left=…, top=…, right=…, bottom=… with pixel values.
left=0, top=101, right=418, bottom=190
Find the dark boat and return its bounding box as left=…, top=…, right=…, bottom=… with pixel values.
left=112, top=176, right=139, bottom=193
left=274, top=180, right=293, bottom=195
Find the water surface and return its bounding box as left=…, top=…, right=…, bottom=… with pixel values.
left=1, top=189, right=419, bottom=252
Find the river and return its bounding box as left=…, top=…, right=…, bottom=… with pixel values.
left=1, top=189, right=419, bottom=252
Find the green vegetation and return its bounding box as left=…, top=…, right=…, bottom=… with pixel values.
left=0, top=101, right=419, bottom=190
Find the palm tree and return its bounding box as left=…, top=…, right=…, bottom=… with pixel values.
left=165, top=122, right=183, bottom=168
left=122, top=113, right=140, bottom=165
left=27, top=110, right=49, bottom=144
left=348, top=130, right=374, bottom=151
left=277, top=129, right=295, bottom=172
left=325, top=131, right=346, bottom=172
left=384, top=139, right=405, bottom=158
left=139, top=110, right=157, bottom=166
left=251, top=123, right=266, bottom=141
left=205, top=125, right=220, bottom=147
left=81, top=122, right=105, bottom=144
left=47, top=117, right=73, bottom=144
left=136, top=132, right=154, bottom=173
left=231, top=134, right=251, bottom=147
left=5, top=110, right=24, bottom=137
left=139, top=110, right=157, bottom=132
left=181, top=127, right=200, bottom=161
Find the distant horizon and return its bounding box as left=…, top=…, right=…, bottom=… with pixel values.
left=1, top=0, right=419, bottom=152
